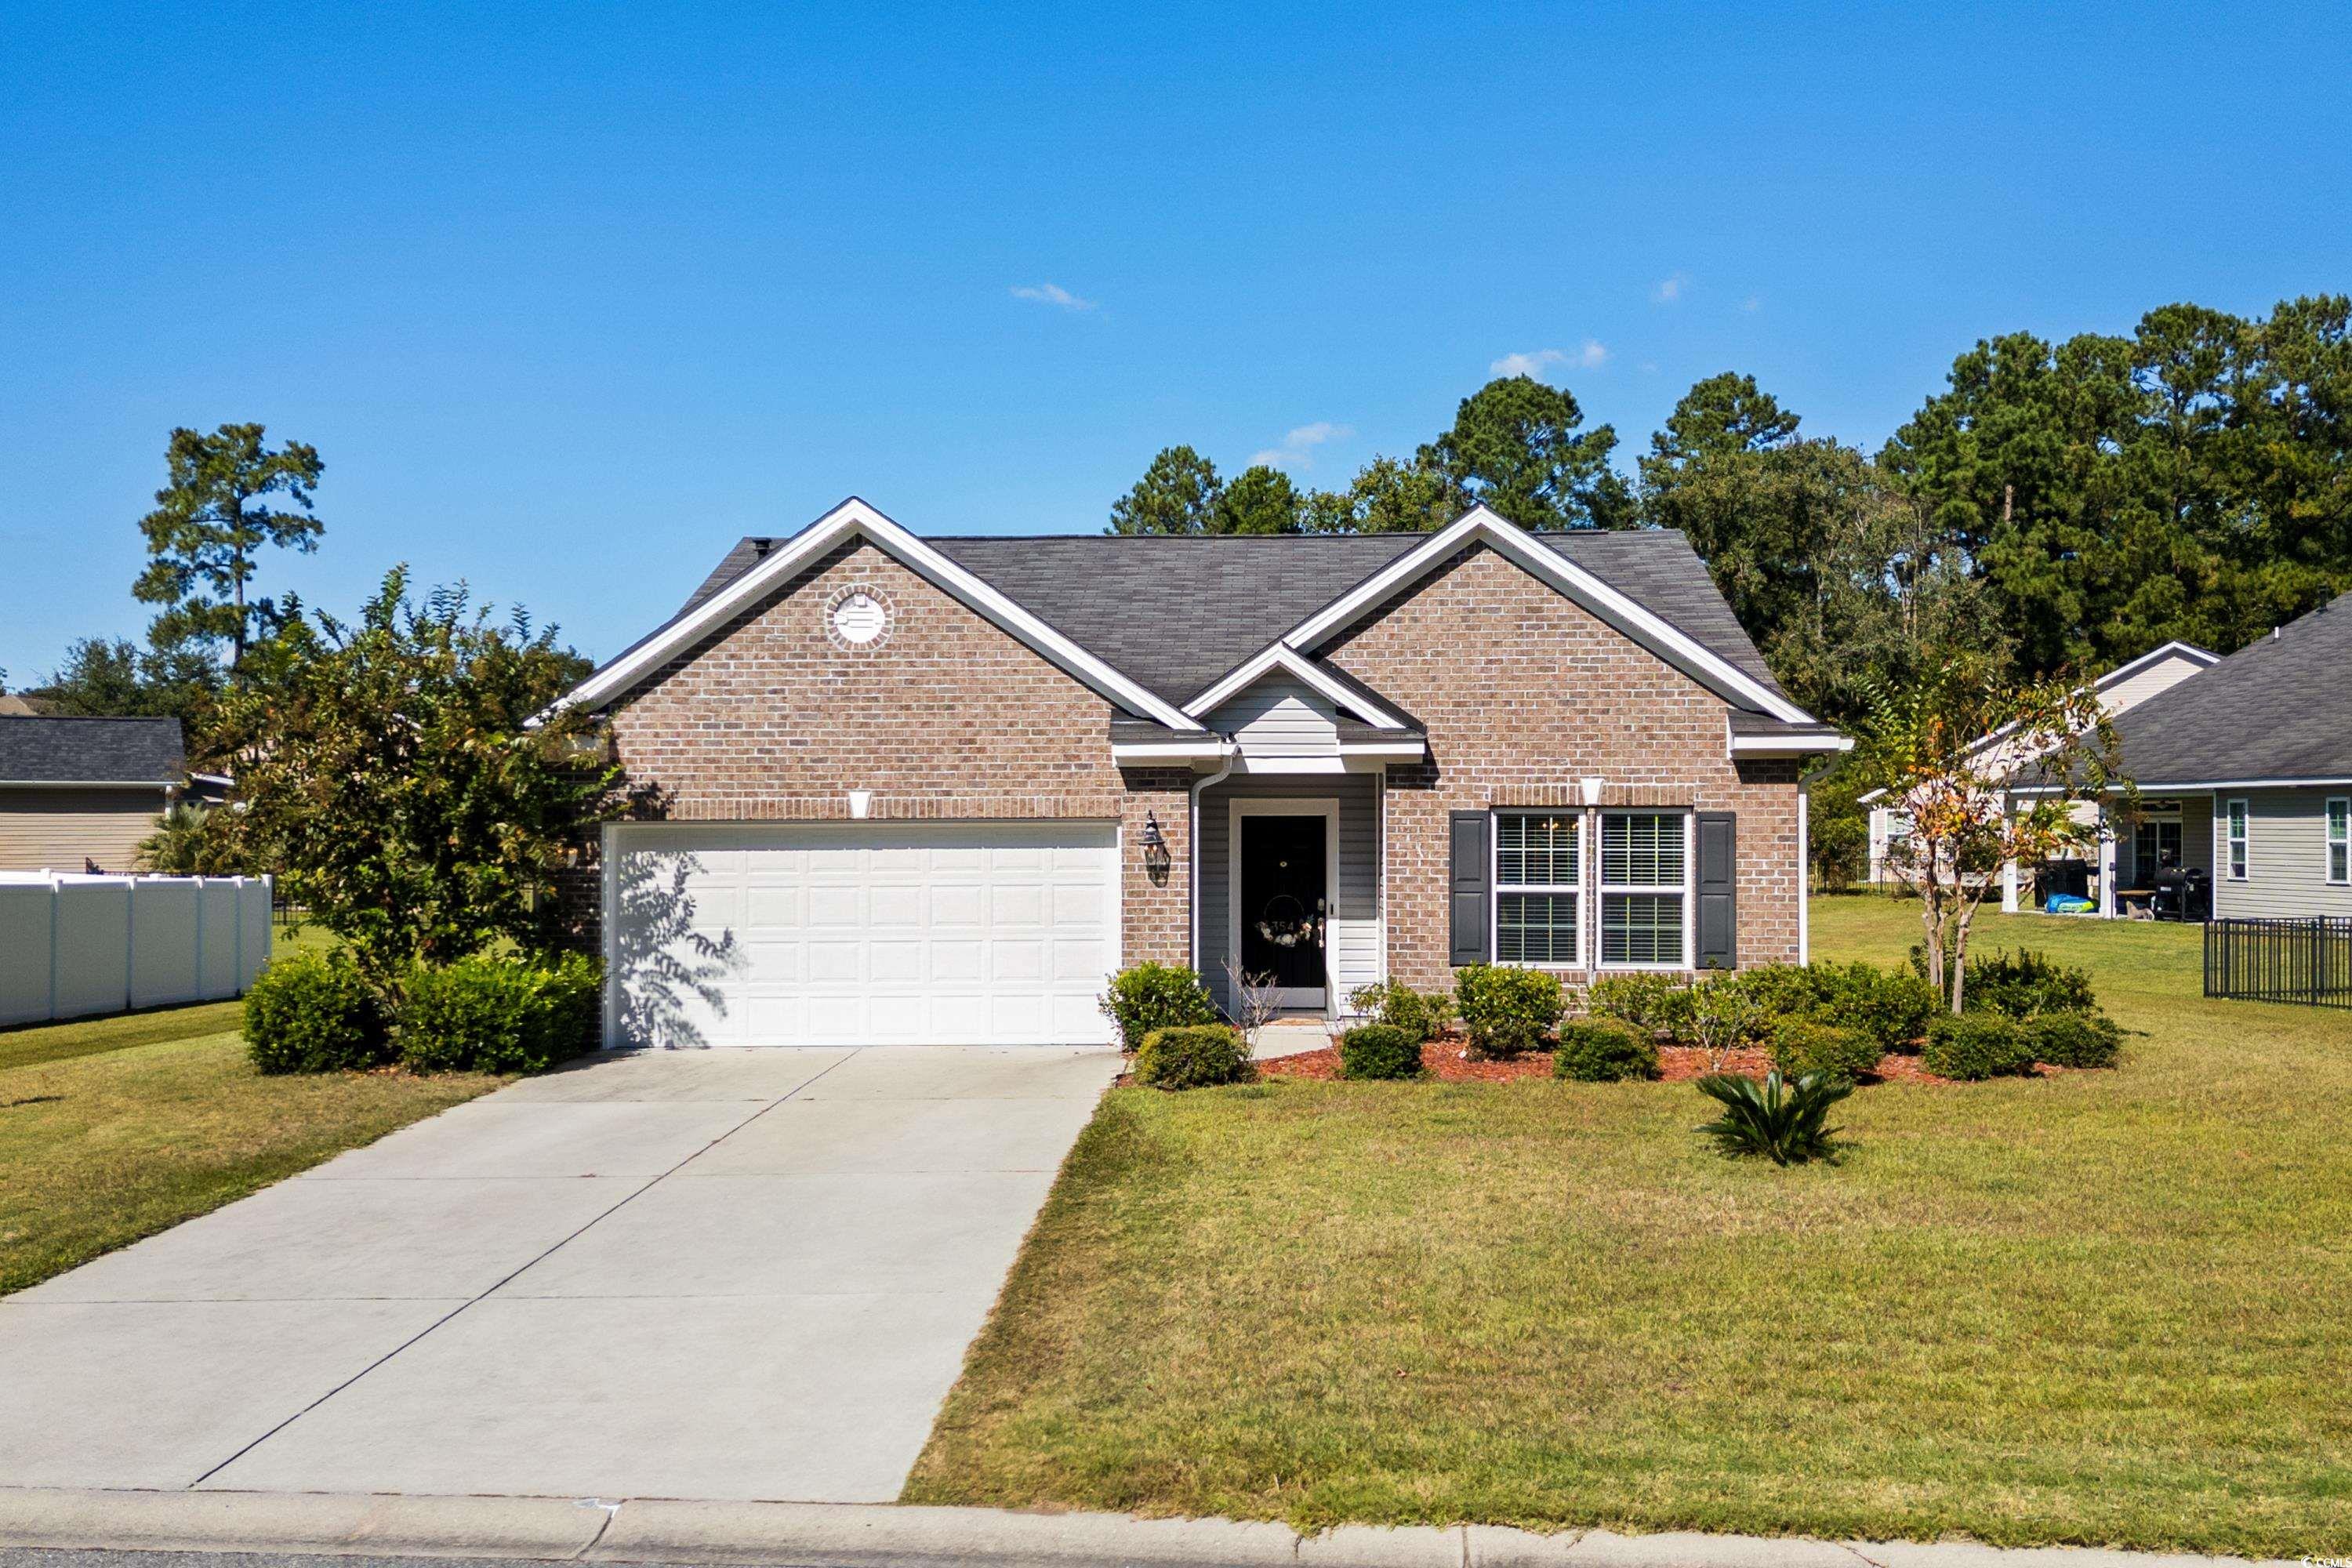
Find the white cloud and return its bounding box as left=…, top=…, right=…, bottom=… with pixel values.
left=1010, top=282, right=1095, bottom=312
left=1250, top=420, right=1356, bottom=470
left=1651, top=272, right=1690, bottom=304
left=1491, top=341, right=1607, bottom=380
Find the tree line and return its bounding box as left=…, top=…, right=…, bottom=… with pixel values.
left=1106, top=296, right=2352, bottom=730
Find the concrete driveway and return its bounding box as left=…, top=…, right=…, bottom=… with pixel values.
left=0, top=1045, right=1118, bottom=1504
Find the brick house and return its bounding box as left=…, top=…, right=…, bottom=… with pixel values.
left=555, top=499, right=1847, bottom=1048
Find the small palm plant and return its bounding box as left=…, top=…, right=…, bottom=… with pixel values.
left=1693, top=1069, right=1852, bottom=1166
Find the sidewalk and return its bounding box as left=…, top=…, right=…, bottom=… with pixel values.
left=0, top=1486, right=2295, bottom=1568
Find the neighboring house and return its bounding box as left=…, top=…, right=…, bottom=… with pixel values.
left=2016, top=598, right=2352, bottom=920
left=1863, top=640, right=2219, bottom=886
left=0, top=716, right=187, bottom=872
left=553, top=499, right=1848, bottom=1049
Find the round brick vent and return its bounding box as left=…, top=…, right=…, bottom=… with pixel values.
left=824, top=586, right=894, bottom=649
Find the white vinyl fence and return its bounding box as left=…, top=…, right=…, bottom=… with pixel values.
left=0, top=872, right=273, bottom=1027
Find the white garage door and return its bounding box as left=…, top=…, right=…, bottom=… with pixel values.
left=604, top=821, right=1120, bottom=1048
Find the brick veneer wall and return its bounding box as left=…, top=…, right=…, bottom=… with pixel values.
left=1322, top=543, right=1802, bottom=989
left=572, top=539, right=1191, bottom=966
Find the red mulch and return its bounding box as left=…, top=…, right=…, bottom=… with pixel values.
left=1127, top=1033, right=2084, bottom=1088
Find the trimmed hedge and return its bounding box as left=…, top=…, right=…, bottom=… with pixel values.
left=1455, top=964, right=1563, bottom=1059
left=1339, top=1022, right=1425, bottom=1080
left=1134, top=1024, right=1251, bottom=1089
left=244, top=951, right=391, bottom=1074
left=1770, top=1014, right=1882, bottom=1082
left=1588, top=971, right=1693, bottom=1040
left=1923, top=1011, right=2035, bottom=1080
left=400, top=952, right=602, bottom=1075
left=1100, top=962, right=1218, bottom=1052
left=2022, top=1008, right=2123, bottom=1069
left=1552, top=1016, right=1660, bottom=1083
left=1962, top=947, right=2098, bottom=1018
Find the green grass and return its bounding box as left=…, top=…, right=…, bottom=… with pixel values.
left=905, top=896, right=2352, bottom=1556
left=0, top=978, right=500, bottom=1294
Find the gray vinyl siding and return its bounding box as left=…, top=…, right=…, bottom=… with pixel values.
left=2210, top=786, right=2352, bottom=919
left=1202, top=677, right=1340, bottom=758
left=1200, top=773, right=1381, bottom=1011
left=0, top=788, right=168, bottom=872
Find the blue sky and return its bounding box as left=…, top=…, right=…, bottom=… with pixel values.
left=4, top=2, right=2347, bottom=681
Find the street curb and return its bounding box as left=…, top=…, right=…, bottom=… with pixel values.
left=0, top=1487, right=2299, bottom=1568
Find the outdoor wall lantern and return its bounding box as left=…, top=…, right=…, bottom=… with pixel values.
left=1140, top=810, right=1171, bottom=877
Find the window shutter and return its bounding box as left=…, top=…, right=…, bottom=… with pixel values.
left=1448, top=811, right=1490, bottom=967
left=1696, top=811, right=1737, bottom=970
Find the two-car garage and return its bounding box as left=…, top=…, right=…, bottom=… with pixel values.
left=601, top=821, right=1120, bottom=1049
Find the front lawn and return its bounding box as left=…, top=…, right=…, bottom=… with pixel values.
left=0, top=994, right=500, bottom=1294
left=905, top=897, right=2352, bottom=1557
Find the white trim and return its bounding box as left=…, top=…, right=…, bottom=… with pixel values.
left=1228, top=797, right=1340, bottom=1013
left=1337, top=740, right=1427, bottom=763
left=599, top=821, right=619, bottom=1049
left=0, top=779, right=176, bottom=789
left=1796, top=786, right=1811, bottom=965
left=1595, top=807, right=1697, bottom=971
left=1728, top=722, right=1854, bottom=757
left=1183, top=643, right=1406, bottom=730
left=546, top=498, right=1203, bottom=731
left=1278, top=506, right=1817, bottom=726
left=2326, top=796, right=2350, bottom=886
left=1490, top=808, right=1584, bottom=971
left=1189, top=752, right=1236, bottom=975
left=2222, top=797, right=2250, bottom=882
left=1376, top=768, right=1389, bottom=991
left=1112, top=739, right=1235, bottom=764
left=2094, top=638, right=2221, bottom=688
left=2015, top=776, right=2352, bottom=795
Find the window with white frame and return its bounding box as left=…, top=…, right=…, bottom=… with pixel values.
left=2223, top=797, right=2249, bottom=881
left=1494, top=811, right=1581, bottom=966
left=1601, top=811, right=1689, bottom=966
left=2328, top=797, right=2349, bottom=885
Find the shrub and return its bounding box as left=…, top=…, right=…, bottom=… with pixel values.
left=1338, top=1022, right=1425, bottom=1080
left=1769, top=1014, right=1882, bottom=1082
left=1693, top=1070, right=1851, bottom=1165
left=1134, top=1024, right=1252, bottom=1089
left=401, top=951, right=602, bottom=1074
left=244, top=951, right=390, bottom=1074
left=1552, top=1016, right=1661, bottom=1083
left=1454, top=964, right=1563, bottom=1059
left=1687, top=972, right=1769, bottom=1067
left=1964, top=948, right=2099, bottom=1018
left=1811, top=961, right=1939, bottom=1052
left=1922, top=1011, right=2035, bottom=1080
left=1588, top=971, right=1691, bottom=1038
left=2020, top=1008, right=2123, bottom=1069
left=1345, top=979, right=1456, bottom=1043
left=1099, top=962, right=1218, bottom=1052
left=1739, top=963, right=1824, bottom=1021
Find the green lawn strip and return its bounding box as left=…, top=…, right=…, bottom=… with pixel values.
left=0, top=1029, right=500, bottom=1294
left=0, top=1000, right=248, bottom=1073
left=906, top=898, right=2352, bottom=1556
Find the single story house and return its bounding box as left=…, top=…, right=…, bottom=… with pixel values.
left=0, top=716, right=189, bottom=873
left=2015, top=597, right=2352, bottom=920
left=553, top=499, right=1849, bottom=1049
left=1864, top=639, right=2218, bottom=887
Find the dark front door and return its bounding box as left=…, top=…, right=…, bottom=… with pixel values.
left=1239, top=814, right=1328, bottom=1002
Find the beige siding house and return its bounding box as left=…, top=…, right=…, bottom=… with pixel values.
left=0, top=717, right=185, bottom=873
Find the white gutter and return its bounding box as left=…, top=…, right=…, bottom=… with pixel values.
left=1189, top=750, right=1236, bottom=975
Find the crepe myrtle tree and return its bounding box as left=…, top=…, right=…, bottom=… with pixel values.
left=1861, top=657, right=2128, bottom=1013
left=215, top=568, right=625, bottom=1000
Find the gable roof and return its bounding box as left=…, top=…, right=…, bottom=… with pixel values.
left=2061, top=602, right=2352, bottom=788
left=0, top=717, right=183, bottom=786
left=603, top=506, right=1805, bottom=728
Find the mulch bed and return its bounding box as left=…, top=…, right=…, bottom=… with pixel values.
left=1250, top=1033, right=2017, bottom=1087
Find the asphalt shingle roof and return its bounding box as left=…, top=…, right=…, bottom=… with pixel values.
left=2085, top=600, right=2352, bottom=785
left=0, top=717, right=183, bottom=784
left=664, top=528, right=1790, bottom=715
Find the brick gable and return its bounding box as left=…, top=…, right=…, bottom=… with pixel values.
left=1319, top=543, right=1800, bottom=985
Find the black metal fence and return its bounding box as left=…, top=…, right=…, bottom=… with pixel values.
left=2204, top=917, right=2352, bottom=1007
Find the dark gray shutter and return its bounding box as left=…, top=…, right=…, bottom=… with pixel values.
left=1697, top=811, right=1737, bottom=970
left=1448, top=811, right=1490, bottom=967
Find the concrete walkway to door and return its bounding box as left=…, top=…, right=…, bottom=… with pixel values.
left=0, top=1045, right=1120, bottom=1504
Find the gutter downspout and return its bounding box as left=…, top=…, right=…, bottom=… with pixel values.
left=1189, top=741, right=1236, bottom=979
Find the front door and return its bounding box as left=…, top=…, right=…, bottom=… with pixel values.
left=1238, top=813, right=1329, bottom=1008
